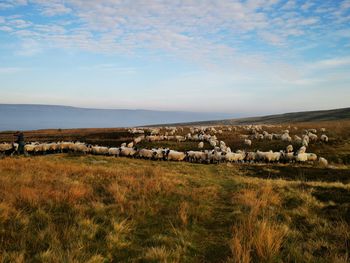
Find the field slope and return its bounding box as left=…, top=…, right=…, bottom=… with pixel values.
left=165, top=107, right=350, bottom=126
left=0, top=154, right=349, bottom=262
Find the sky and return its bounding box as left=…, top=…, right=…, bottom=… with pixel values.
left=0, top=0, right=350, bottom=116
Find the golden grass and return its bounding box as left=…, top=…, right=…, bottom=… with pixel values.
left=228, top=185, right=287, bottom=263
left=0, top=154, right=349, bottom=262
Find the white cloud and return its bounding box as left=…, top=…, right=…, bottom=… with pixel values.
left=0, top=67, right=24, bottom=74
left=0, top=0, right=348, bottom=75
left=309, top=57, right=350, bottom=70
left=0, top=26, right=12, bottom=32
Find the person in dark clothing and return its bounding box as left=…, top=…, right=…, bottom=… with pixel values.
left=14, top=131, right=25, bottom=154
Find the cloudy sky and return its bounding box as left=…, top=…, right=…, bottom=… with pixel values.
left=0, top=0, right=349, bottom=116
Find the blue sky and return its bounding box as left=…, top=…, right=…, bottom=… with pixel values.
left=0, top=0, right=349, bottom=115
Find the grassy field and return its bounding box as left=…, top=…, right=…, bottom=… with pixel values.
left=0, top=154, right=349, bottom=262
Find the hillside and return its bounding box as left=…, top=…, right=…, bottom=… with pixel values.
left=166, top=107, right=350, bottom=126
left=0, top=104, right=233, bottom=131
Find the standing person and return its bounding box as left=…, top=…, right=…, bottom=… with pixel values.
left=14, top=131, right=25, bottom=154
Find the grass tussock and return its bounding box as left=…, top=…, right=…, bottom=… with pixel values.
left=228, top=185, right=287, bottom=263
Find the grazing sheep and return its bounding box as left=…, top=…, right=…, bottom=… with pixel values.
left=208, top=150, right=224, bottom=163
left=256, top=150, right=274, bottom=163
left=92, top=146, right=109, bottom=155
left=265, top=134, right=273, bottom=140
left=244, top=139, right=252, bottom=146
left=271, top=152, right=282, bottom=162
left=187, top=150, right=207, bottom=163
left=320, top=134, right=328, bottom=142
left=245, top=152, right=257, bottom=163
left=127, top=142, right=134, bottom=148
left=273, top=133, right=282, bottom=140
left=281, top=151, right=295, bottom=163
left=294, top=135, right=302, bottom=144
left=175, top=135, right=186, bottom=142
left=137, top=149, right=154, bottom=159
left=152, top=148, right=167, bottom=160
left=309, top=129, right=317, bottom=134
left=224, top=152, right=245, bottom=163
left=306, top=153, right=317, bottom=162
left=24, top=143, right=36, bottom=154
left=308, top=133, right=318, bottom=142
left=298, top=146, right=307, bottom=154
left=281, top=133, right=292, bottom=142
left=165, top=150, right=186, bottom=162
left=133, top=136, right=143, bottom=144
left=108, top=147, right=120, bottom=156
left=318, top=157, right=328, bottom=167
left=120, top=147, right=137, bottom=157
left=73, top=143, right=91, bottom=154
left=209, top=140, right=217, bottom=147
left=296, top=153, right=308, bottom=162
left=0, top=143, right=16, bottom=155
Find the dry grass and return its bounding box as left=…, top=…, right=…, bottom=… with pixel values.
left=228, top=185, right=287, bottom=263
left=0, top=154, right=349, bottom=262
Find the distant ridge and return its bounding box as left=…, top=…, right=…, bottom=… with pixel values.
left=162, top=107, right=350, bottom=126
left=0, top=104, right=233, bottom=131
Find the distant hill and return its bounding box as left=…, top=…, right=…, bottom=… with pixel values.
left=166, top=107, right=350, bottom=126
left=0, top=104, right=233, bottom=131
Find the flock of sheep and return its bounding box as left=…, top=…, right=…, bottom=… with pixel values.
left=0, top=125, right=329, bottom=167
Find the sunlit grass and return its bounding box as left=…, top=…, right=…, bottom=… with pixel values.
left=0, top=154, right=349, bottom=262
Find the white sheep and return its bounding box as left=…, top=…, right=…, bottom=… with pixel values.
left=187, top=150, right=207, bottom=163
left=298, top=146, right=307, bottom=154
left=108, top=147, right=120, bottom=156
left=306, top=153, right=317, bottom=162
left=281, top=133, right=292, bottom=142
left=137, top=148, right=154, bottom=159
left=92, top=146, right=109, bottom=155
left=133, top=136, right=143, bottom=144
left=244, top=139, right=252, bottom=146
left=120, top=147, right=137, bottom=157
left=198, top=142, right=204, bottom=149
left=309, top=129, right=317, bottom=134
left=245, top=152, right=257, bottom=163
left=320, top=134, right=328, bottom=142
left=294, top=135, right=302, bottom=144
left=165, top=150, right=186, bottom=161
left=318, top=157, right=328, bottom=167
left=265, top=134, right=273, bottom=140
left=208, top=150, right=224, bottom=163
left=152, top=148, right=167, bottom=160
left=308, top=133, right=318, bottom=142
left=286, top=145, right=293, bottom=153
left=127, top=142, right=134, bottom=148
left=296, top=153, right=308, bottom=162
left=224, top=152, right=245, bottom=163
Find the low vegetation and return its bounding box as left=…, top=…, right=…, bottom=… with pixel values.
left=0, top=154, right=349, bottom=262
